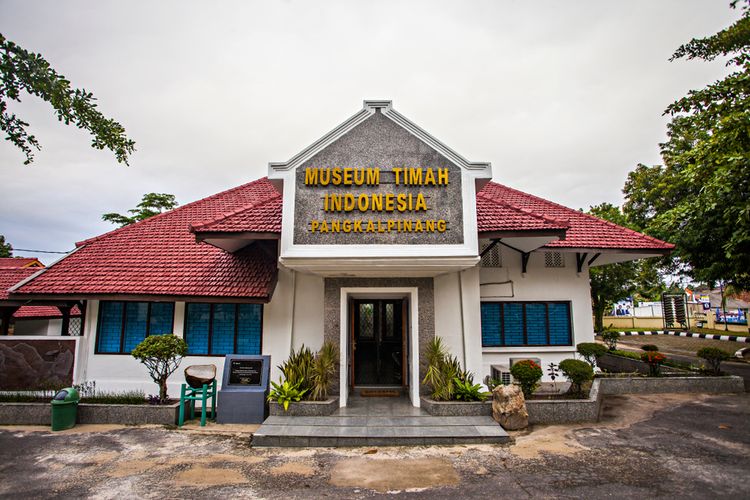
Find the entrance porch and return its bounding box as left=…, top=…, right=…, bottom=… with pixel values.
left=253, top=395, right=509, bottom=447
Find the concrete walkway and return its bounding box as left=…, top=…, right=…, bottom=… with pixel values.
left=254, top=395, right=509, bottom=447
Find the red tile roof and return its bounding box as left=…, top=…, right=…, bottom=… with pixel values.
left=0, top=267, right=39, bottom=300
left=12, top=178, right=280, bottom=301
left=189, top=195, right=282, bottom=234
left=478, top=182, right=673, bottom=251
left=13, top=304, right=81, bottom=319
left=0, top=257, right=43, bottom=269
left=11, top=177, right=671, bottom=300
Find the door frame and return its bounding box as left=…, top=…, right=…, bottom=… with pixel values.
left=339, top=287, right=420, bottom=408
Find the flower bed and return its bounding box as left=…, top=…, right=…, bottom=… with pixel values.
left=268, top=397, right=339, bottom=416
left=0, top=400, right=188, bottom=426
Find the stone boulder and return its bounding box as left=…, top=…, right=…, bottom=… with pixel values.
left=491, top=384, right=528, bottom=430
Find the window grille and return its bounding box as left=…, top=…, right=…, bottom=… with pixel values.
left=544, top=252, right=565, bottom=268
left=480, top=242, right=502, bottom=267
left=68, top=317, right=83, bottom=336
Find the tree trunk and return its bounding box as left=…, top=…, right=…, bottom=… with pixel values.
left=159, top=378, right=168, bottom=403
left=592, top=296, right=605, bottom=333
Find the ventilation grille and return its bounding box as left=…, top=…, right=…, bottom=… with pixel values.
left=545, top=252, right=565, bottom=268
left=480, top=243, right=502, bottom=267
left=490, top=365, right=513, bottom=385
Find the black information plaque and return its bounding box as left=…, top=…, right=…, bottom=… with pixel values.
left=228, top=359, right=263, bottom=386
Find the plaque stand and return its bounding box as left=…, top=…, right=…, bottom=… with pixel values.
left=217, top=355, right=271, bottom=424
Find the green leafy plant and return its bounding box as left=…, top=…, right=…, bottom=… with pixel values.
left=601, top=329, right=620, bottom=351
left=267, top=379, right=307, bottom=411
left=453, top=378, right=491, bottom=401
left=310, top=341, right=339, bottom=401
left=278, top=345, right=315, bottom=396
left=483, top=375, right=508, bottom=392
left=422, top=337, right=472, bottom=401
left=510, top=359, right=543, bottom=398
left=577, top=342, right=608, bottom=367
left=696, top=347, right=731, bottom=376
left=641, top=351, right=667, bottom=377
left=131, top=334, right=187, bottom=403
left=559, top=359, right=594, bottom=396
left=641, top=344, right=659, bottom=352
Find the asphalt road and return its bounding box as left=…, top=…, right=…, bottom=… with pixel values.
left=1, top=392, right=748, bottom=499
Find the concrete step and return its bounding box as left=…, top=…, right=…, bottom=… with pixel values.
left=253, top=415, right=510, bottom=447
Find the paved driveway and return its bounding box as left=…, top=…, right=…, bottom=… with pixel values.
left=1, top=392, right=748, bottom=499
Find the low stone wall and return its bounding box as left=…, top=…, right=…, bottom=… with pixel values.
left=526, top=381, right=602, bottom=424
left=419, top=397, right=492, bottom=416
left=268, top=397, right=339, bottom=416
left=598, top=376, right=744, bottom=395
left=0, top=401, right=185, bottom=426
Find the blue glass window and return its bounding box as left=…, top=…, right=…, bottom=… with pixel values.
left=184, top=303, right=263, bottom=356
left=96, top=301, right=175, bottom=353
left=480, top=302, right=571, bottom=347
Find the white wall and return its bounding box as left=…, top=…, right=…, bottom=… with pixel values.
left=477, top=245, right=596, bottom=382
left=13, top=318, right=62, bottom=336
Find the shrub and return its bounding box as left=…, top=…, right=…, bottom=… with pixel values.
left=131, top=335, right=187, bottom=403
left=559, top=359, right=594, bottom=395
left=510, top=360, right=543, bottom=398
left=279, top=345, right=315, bottom=396
left=611, top=349, right=642, bottom=361
left=577, top=342, right=608, bottom=367
left=422, top=337, right=476, bottom=401
left=601, top=330, right=620, bottom=351
left=640, top=351, right=666, bottom=377
left=696, top=347, right=731, bottom=375
left=267, top=379, right=307, bottom=411
left=453, top=378, right=491, bottom=401
left=641, top=344, right=659, bottom=352
left=483, top=376, right=508, bottom=392
left=310, top=341, right=338, bottom=401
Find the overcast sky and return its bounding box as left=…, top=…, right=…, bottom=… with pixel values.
left=0, top=1, right=741, bottom=263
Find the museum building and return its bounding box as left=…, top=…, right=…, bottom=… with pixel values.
left=8, top=101, right=673, bottom=407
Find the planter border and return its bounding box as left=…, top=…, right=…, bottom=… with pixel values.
left=421, top=375, right=743, bottom=424
left=0, top=401, right=187, bottom=426
left=268, top=397, right=339, bottom=416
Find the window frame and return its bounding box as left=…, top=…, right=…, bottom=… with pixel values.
left=95, top=301, right=175, bottom=355
left=480, top=300, right=573, bottom=348
left=183, top=302, right=264, bottom=357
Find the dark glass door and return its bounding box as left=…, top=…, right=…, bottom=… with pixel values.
left=352, top=299, right=404, bottom=386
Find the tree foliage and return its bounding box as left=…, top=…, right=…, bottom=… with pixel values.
left=131, top=334, right=187, bottom=403
left=0, top=33, right=135, bottom=165
left=623, top=1, right=750, bottom=290
left=0, top=235, right=11, bottom=257
left=102, top=193, right=178, bottom=227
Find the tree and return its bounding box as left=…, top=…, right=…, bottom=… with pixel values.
left=587, top=203, right=639, bottom=332
left=623, top=1, right=750, bottom=290
left=0, top=235, right=11, bottom=257
left=1, top=33, right=135, bottom=165
left=131, top=335, right=188, bottom=403
left=102, top=193, right=178, bottom=227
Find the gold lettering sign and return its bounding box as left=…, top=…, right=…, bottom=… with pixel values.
left=304, top=167, right=450, bottom=234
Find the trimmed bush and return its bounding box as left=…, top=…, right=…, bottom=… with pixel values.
left=510, top=359, right=543, bottom=398
left=641, top=344, right=659, bottom=352
left=559, top=359, right=594, bottom=395
left=696, top=347, right=731, bottom=375
left=577, top=342, right=608, bottom=367
left=131, top=335, right=187, bottom=403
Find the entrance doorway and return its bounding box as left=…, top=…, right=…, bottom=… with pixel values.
left=351, top=299, right=406, bottom=387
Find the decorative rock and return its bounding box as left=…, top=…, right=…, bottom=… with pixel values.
left=491, top=385, right=529, bottom=430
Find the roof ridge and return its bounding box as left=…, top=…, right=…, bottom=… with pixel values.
left=76, top=177, right=277, bottom=247
left=483, top=182, right=673, bottom=248
left=189, top=192, right=282, bottom=233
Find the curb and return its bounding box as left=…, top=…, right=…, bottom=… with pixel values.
left=615, top=331, right=750, bottom=343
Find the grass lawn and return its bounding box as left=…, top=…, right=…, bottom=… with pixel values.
left=611, top=327, right=749, bottom=337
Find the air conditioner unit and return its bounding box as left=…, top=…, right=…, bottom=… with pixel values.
left=490, top=365, right=513, bottom=386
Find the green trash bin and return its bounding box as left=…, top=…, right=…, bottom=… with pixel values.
left=51, top=388, right=79, bottom=431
